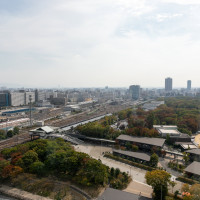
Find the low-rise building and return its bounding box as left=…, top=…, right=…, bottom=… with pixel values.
left=142, top=101, right=164, bottom=111
left=185, top=149, right=200, bottom=162
left=64, top=105, right=81, bottom=112
left=113, top=149, right=150, bottom=164
left=116, top=135, right=165, bottom=151
left=153, top=125, right=181, bottom=137
left=29, top=126, right=56, bottom=138
left=184, top=161, right=200, bottom=179
left=50, top=97, right=67, bottom=106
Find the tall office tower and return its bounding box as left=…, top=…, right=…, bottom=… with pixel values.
left=187, top=80, right=191, bottom=90
left=0, top=93, right=9, bottom=107
left=165, top=77, right=173, bottom=91
left=129, top=85, right=140, bottom=100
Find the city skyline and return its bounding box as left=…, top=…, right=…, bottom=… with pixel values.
left=0, top=78, right=196, bottom=89
left=1, top=0, right=200, bottom=88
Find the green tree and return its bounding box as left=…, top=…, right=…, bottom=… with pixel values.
left=0, top=159, right=10, bottom=177
left=13, top=127, right=19, bottom=135
left=126, top=142, right=132, bottom=150
left=145, top=170, right=171, bottom=200
left=169, top=181, right=176, bottom=193
left=22, top=150, right=39, bottom=170
left=30, top=161, right=45, bottom=176
left=146, top=112, right=155, bottom=129
left=150, top=153, right=159, bottom=167
left=0, top=129, right=6, bottom=140
left=7, top=130, right=13, bottom=138
left=183, top=152, right=190, bottom=165
left=115, top=168, right=120, bottom=178
left=110, top=167, right=114, bottom=177
left=132, top=145, right=138, bottom=152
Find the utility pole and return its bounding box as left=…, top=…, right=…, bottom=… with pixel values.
left=29, top=95, right=32, bottom=127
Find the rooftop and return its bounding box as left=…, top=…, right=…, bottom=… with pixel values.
left=113, top=149, right=150, bottom=162
left=153, top=125, right=180, bottom=136
left=117, top=135, right=165, bottom=148
left=186, top=149, right=200, bottom=155
left=153, top=125, right=177, bottom=129
left=185, top=161, right=200, bottom=176
left=97, top=188, right=152, bottom=200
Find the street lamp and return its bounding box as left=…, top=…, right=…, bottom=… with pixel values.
left=29, top=95, right=32, bottom=127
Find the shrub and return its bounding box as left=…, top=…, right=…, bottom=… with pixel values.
left=177, top=176, right=199, bottom=185
left=30, top=161, right=45, bottom=176
left=104, top=153, right=155, bottom=171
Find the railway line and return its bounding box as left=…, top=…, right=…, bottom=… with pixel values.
left=0, top=133, right=31, bottom=151
left=0, top=101, right=135, bottom=151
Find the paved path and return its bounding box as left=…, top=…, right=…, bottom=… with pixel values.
left=159, top=158, right=182, bottom=177
left=75, top=144, right=153, bottom=197
left=0, top=185, right=52, bottom=200
left=124, top=181, right=152, bottom=198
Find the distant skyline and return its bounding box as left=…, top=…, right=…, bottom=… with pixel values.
left=1, top=0, right=200, bottom=88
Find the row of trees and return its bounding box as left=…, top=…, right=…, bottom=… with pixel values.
left=77, top=97, right=199, bottom=140
left=0, top=138, right=130, bottom=189
left=76, top=121, right=121, bottom=140
left=122, top=97, right=200, bottom=135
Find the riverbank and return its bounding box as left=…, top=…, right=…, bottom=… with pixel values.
left=0, top=185, right=52, bottom=200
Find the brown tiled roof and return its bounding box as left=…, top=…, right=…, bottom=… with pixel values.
left=98, top=188, right=152, bottom=200
left=185, top=161, right=200, bottom=176
left=113, top=149, right=150, bottom=162
left=117, top=135, right=165, bottom=147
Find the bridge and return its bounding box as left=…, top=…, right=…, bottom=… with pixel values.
left=46, top=133, right=84, bottom=145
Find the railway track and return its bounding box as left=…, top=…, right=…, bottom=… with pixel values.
left=0, top=133, right=31, bottom=151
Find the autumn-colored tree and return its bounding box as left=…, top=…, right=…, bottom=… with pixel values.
left=181, top=183, right=190, bottom=193
left=145, top=170, right=171, bottom=200
left=190, top=184, right=200, bottom=200
left=0, top=158, right=10, bottom=177
left=11, top=152, right=22, bottom=165
left=1, top=165, right=23, bottom=179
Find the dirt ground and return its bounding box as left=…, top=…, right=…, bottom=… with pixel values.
left=10, top=174, right=87, bottom=200
left=195, top=134, right=200, bottom=146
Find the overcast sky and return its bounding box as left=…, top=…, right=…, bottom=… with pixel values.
left=1, top=0, right=200, bottom=88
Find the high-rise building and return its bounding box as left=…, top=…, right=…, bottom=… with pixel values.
left=0, top=93, right=9, bottom=107
left=9, top=92, right=25, bottom=106
left=35, top=90, right=46, bottom=102
left=187, top=80, right=191, bottom=90
left=25, top=92, right=35, bottom=105
left=129, top=85, right=140, bottom=100
left=165, top=77, right=172, bottom=91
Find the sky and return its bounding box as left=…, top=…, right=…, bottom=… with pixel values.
left=1, top=0, right=200, bottom=88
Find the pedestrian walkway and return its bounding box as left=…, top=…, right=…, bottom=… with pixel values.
left=123, top=181, right=152, bottom=198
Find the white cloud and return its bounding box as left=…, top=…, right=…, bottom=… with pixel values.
left=0, top=0, right=200, bottom=87
left=155, top=13, right=183, bottom=22
left=161, top=0, right=200, bottom=5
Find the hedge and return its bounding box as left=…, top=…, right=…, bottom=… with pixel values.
left=177, top=176, right=199, bottom=185
left=104, top=153, right=155, bottom=171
